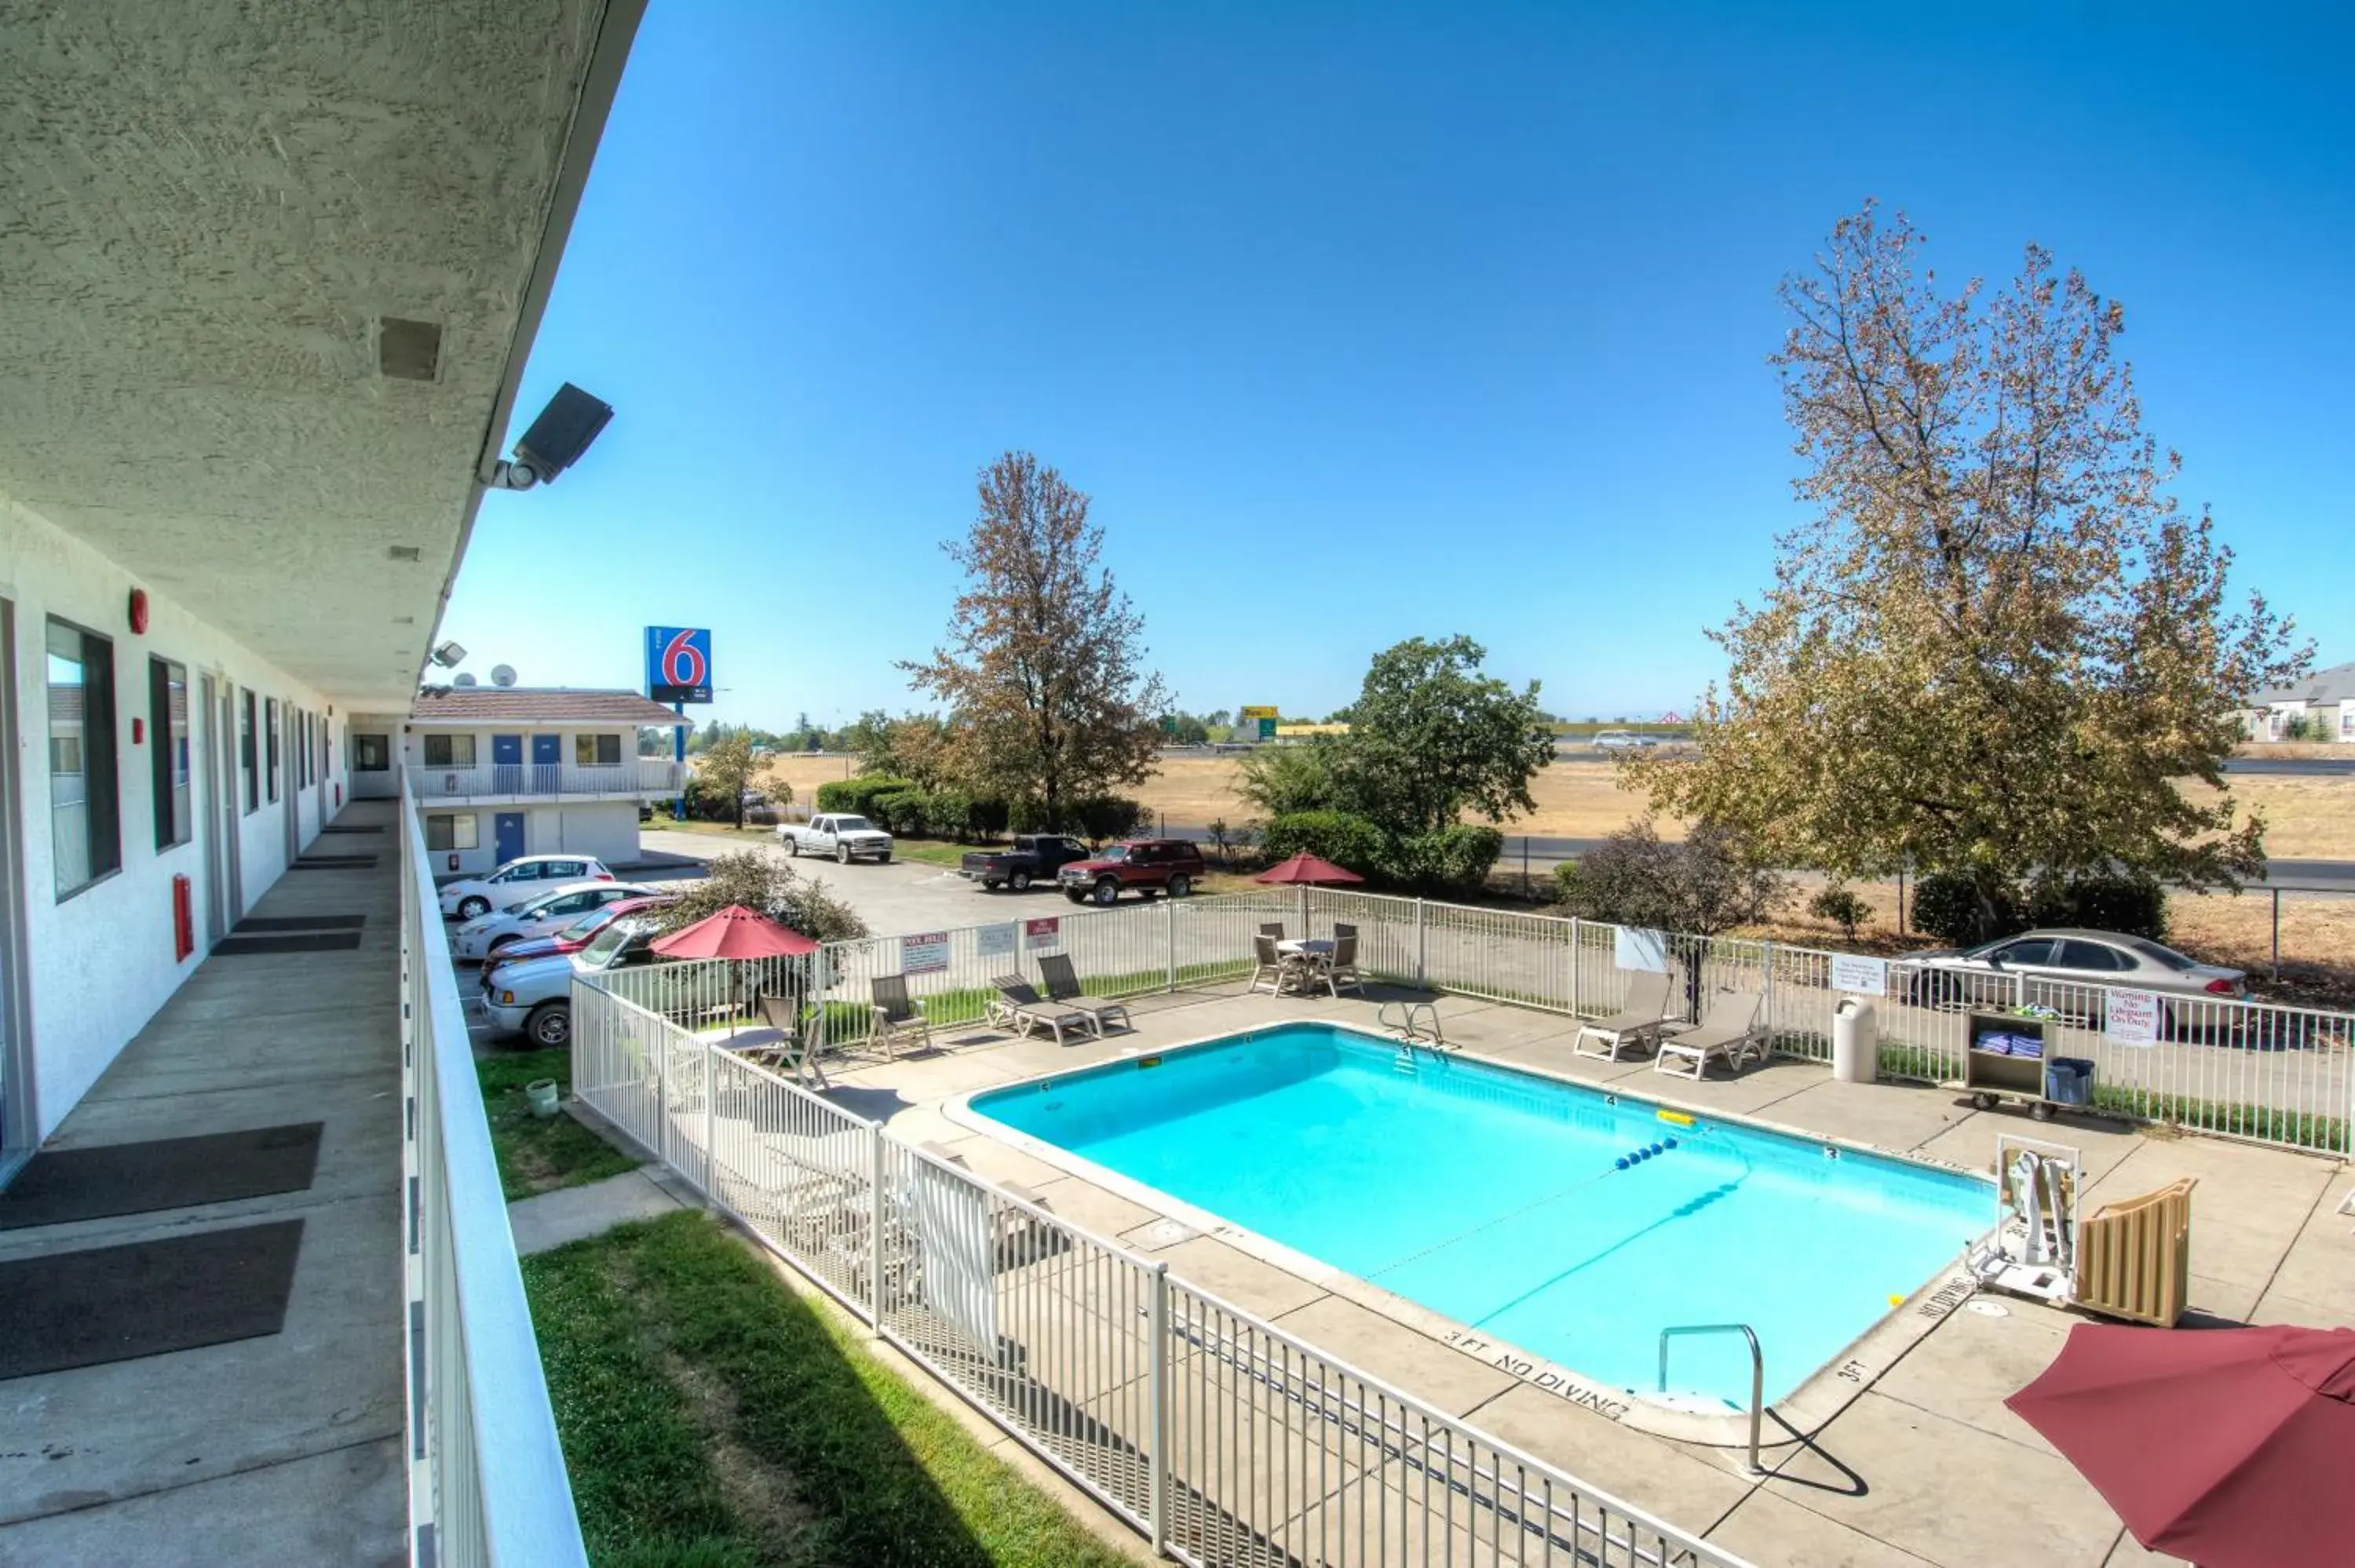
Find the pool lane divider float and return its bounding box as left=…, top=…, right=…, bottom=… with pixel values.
left=1614, top=1138, right=1678, bottom=1170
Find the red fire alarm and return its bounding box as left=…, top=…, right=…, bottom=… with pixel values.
left=131, top=717, right=144, bottom=744
left=127, top=588, right=149, bottom=634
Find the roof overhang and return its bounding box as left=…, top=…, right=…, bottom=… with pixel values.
left=0, top=0, right=646, bottom=707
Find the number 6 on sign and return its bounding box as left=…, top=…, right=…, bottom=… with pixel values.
left=644, top=626, right=714, bottom=704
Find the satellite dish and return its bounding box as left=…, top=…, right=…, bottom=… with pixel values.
left=453, top=673, right=479, bottom=687
left=490, top=665, right=518, bottom=688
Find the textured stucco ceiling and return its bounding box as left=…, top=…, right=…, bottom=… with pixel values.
left=0, top=0, right=630, bottom=706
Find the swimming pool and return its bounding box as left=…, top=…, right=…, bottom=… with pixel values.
left=966, top=1023, right=1990, bottom=1409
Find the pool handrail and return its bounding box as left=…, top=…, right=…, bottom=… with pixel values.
left=1659, top=1321, right=1766, bottom=1475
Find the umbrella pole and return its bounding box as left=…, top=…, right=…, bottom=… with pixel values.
left=1298, top=882, right=1309, bottom=937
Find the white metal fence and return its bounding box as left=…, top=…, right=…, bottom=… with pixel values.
left=597, top=886, right=2353, bottom=1159
left=571, top=972, right=1755, bottom=1567
left=400, top=787, right=588, bottom=1566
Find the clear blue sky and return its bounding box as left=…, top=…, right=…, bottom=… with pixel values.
left=443, top=1, right=2354, bottom=730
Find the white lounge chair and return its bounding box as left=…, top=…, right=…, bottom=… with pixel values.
left=988, top=975, right=1097, bottom=1045
left=1653, top=986, right=1766, bottom=1080
left=1573, top=968, right=1679, bottom=1061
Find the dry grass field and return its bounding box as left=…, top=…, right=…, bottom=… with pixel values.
left=758, top=750, right=2351, bottom=855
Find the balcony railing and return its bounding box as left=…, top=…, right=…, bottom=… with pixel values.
left=400, top=778, right=589, bottom=1565
left=406, top=759, right=681, bottom=801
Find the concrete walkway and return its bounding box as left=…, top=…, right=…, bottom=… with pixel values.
left=506, top=1164, right=686, bottom=1256
left=0, top=801, right=407, bottom=1566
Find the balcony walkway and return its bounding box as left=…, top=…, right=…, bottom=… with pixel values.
left=0, top=800, right=407, bottom=1564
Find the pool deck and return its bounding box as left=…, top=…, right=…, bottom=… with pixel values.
left=812, top=982, right=2353, bottom=1568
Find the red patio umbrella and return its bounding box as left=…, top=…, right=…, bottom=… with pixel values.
left=2005, top=1322, right=2355, bottom=1567
left=1252, top=852, right=1364, bottom=887
left=650, top=906, right=820, bottom=1039
left=649, top=904, right=819, bottom=959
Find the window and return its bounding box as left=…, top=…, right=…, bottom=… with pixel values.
left=48, top=619, right=120, bottom=895
left=425, top=813, right=479, bottom=851
left=354, top=734, right=390, bottom=772
left=2056, top=939, right=2124, bottom=972
left=241, top=690, right=257, bottom=811
left=548, top=860, right=586, bottom=878
left=264, top=699, right=280, bottom=802
left=1990, top=938, right=2056, bottom=967
left=149, top=657, right=191, bottom=850
left=574, top=733, right=623, bottom=767
left=423, top=734, right=476, bottom=768
left=298, top=712, right=310, bottom=786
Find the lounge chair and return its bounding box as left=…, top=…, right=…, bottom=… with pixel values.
left=1251, top=933, right=1309, bottom=995
left=867, top=973, right=933, bottom=1057
left=1039, top=952, right=1133, bottom=1034
left=988, top=975, right=1098, bottom=1045
left=2075, top=1177, right=2196, bottom=1326
left=1653, top=986, right=1765, bottom=1080
left=1573, top=968, right=1678, bottom=1061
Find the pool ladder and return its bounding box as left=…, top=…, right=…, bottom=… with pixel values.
left=1659, top=1322, right=1766, bottom=1475
left=1378, top=1000, right=1445, bottom=1047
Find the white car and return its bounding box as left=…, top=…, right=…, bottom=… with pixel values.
left=1590, top=730, right=1660, bottom=752
left=777, top=812, right=893, bottom=864
left=482, top=913, right=662, bottom=1048
left=451, top=881, right=643, bottom=962
left=438, top=854, right=616, bottom=920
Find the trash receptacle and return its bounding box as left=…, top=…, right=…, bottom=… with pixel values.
left=1833, top=997, right=1878, bottom=1084
left=2045, top=1057, right=2095, bottom=1107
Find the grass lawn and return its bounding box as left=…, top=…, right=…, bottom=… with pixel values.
left=524, top=1211, right=1139, bottom=1568
left=478, top=1048, right=642, bottom=1201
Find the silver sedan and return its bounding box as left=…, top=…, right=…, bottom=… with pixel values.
left=1896, top=928, right=2248, bottom=1036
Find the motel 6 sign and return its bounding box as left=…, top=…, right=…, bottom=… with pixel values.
left=644, top=626, right=714, bottom=705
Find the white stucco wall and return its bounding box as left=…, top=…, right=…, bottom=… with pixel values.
left=2, top=492, right=348, bottom=1139
left=416, top=800, right=641, bottom=878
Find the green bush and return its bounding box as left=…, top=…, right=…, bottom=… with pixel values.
left=1072, top=795, right=1148, bottom=843
left=2030, top=873, right=2168, bottom=941
left=814, top=775, right=915, bottom=819
left=867, top=786, right=932, bottom=837
left=1262, top=810, right=1387, bottom=874
left=678, top=773, right=739, bottom=822
left=1808, top=884, right=1871, bottom=942
left=1908, top=871, right=2020, bottom=947
left=1383, top=824, right=1504, bottom=895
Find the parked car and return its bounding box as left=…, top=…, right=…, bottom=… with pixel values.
left=451, top=881, right=643, bottom=962
left=480, top=894, right=674, bottom=981
left=482, top=913, right=663, bottom=1048
left=959, top=833, right=1092, bottom=892
left=1894, top=928, right=2247, bottom=1033
left=1057, top=839, right=1207, bottom=905
left=439, top=855, right=616, bottom=920
left=1590, top=730, right=1659, bottom=751
left=778, top=813, right=893, bottom=864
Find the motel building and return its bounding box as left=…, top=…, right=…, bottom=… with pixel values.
left=0, top=4, right=646, bottom=1563
left=349, top=685, right=687, bottom=877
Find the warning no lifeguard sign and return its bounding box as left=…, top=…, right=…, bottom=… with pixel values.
left=2105, top=989, right=2162, bottom=1046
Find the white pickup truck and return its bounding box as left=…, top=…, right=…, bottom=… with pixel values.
left=777, top=812, right=895, bottom=864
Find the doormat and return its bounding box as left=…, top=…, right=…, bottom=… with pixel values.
left=0, top=1220, right=305, bottom=1380
left=318, top=825, right=383, bottom=833
left=235, top=913, right=366, bottom=932
left=213, top=932, right=363, bottom=956
left=290, top=856, right=378, bottom=870
left=0, top=1123, right=324, bottom=1230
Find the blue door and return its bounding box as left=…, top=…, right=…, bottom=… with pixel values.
left=531, top=734, right=562, bottom=793
left=494, top=811, right=526, bottom=866
left=491, top=733, right=524, bottom=793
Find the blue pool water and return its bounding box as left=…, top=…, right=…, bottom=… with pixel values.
left=969, top=1023, right=1989, bottom=1406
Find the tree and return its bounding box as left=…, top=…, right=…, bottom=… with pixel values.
left=1627, top=204, right=2306, bottom=941
left=1235, top=741, right=1345, bottom=819
left=696, top=733, right=760, bottom=830
left=1553, top=821, right=1787, bottom=936
left=652, top=850, right=867, bottom=943
left=1338, top=636, right=1554, bottom=834
left=903, top=452, right=1168, bottom=829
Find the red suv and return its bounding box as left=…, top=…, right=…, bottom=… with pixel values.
left=1056, top=839, right=1207, bottom=905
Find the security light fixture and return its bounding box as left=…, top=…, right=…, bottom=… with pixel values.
left=429, top=641, right=467, bottom=669
left=485, top=381, right=612, bottom=491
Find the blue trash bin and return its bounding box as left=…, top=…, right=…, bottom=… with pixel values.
left=2045, top=1057, right=2095, bottom=1107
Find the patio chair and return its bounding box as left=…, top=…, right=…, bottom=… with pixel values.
left=1305, top=932, right=1364, bottom=997
left=1038, top=952, right=1133, bottom=1034
left=1333, top=922, right=1357, bottom=942
left=1653, top=986, right=1766, bottom=1080
left=1572, top=968, right=1678, bottom=1061
left=988, top=975, right=1098, bottom=1045
left=867, top=972, right=933, bottom=1057
left=744, top=991, right=829, bottom=1088
left=1259, top=921, right=1287, bottom=941
left=2075, top=1177, right=2196, bottom=1327
left=1251, top=933, right=1309, bottom=995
